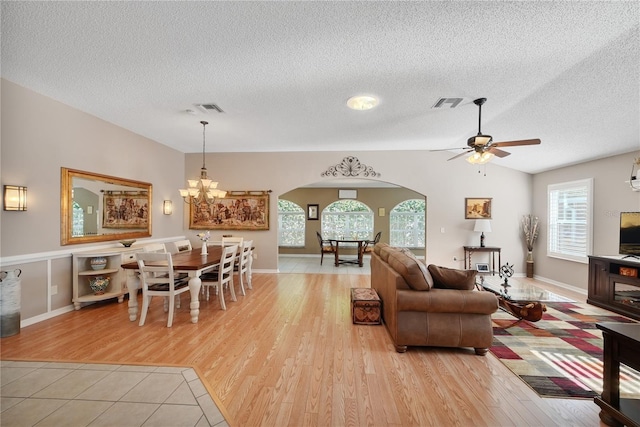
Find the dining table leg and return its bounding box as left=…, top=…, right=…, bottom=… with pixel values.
left=188, top=274, right=201, bottom=323
left=125, top=269, right=139, bottom=322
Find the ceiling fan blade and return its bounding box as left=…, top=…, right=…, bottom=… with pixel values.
left=429, top=147, right=468, bottom=152
left=487, top=147, right=511, bottom=158
left=447, top=150, right=473, bottom=161
left=492, top=138, right=541, bottom=147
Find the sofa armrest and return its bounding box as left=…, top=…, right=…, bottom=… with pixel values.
left=397, top=289, right=498, bottom=315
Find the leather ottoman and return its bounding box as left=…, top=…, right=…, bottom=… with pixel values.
left=351, top=288, right=382, bottom=325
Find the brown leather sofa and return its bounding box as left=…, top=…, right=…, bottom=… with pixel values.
left=370, top=243, right=498, bottom=354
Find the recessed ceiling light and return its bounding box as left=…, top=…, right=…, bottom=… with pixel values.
left=347, top=95, right=379, bottom=111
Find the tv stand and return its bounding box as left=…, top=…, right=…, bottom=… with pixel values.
left=588, top=256, right=640, bottom=321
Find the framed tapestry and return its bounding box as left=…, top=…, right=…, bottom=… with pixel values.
left=189, top=191, right=270, bottom=230
left=465, top=197, right=492, bottom=219
left=102, top=191, right=150, bottom=229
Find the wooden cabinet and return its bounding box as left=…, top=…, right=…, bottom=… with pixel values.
left=72, top=247, right=141, bottom=310
left=588, top=256, right=640, bottom=321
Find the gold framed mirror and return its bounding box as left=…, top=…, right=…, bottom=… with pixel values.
left=61, top=167, right=152, bottom=245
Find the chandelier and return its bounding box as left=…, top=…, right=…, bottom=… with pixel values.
left=179, top=121, right=226, bottom=204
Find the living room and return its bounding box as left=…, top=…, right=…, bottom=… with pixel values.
left=1, top=2, right=639, bottom=426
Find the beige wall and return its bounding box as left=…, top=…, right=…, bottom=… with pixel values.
left=183, top=150, right=533, bottom=272
left=1, top=79, right=186, bottom=322
left=532, top=152, right=640, bottom=291
left=279, top=187, right=426, bottom=257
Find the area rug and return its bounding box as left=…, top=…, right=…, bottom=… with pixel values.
left=490, top=301, right=640, bottom=399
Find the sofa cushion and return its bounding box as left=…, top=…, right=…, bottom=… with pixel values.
left=387, top=250, right=432, bottom=291
left=379, top=244, right=397, bottom=263
left=373, top=242, right=389, bottom=256
left=427, top=265, right=476, bottom=290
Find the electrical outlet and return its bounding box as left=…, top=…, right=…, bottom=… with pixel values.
left=51, top=285, right=58, bottom=295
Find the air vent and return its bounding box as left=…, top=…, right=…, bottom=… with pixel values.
left=195, top=103, right=224, bottom=114
left=432, top=98, right=463, bottom=109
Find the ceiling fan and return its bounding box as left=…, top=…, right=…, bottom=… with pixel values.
left=435, top=98, right=541, bottom=164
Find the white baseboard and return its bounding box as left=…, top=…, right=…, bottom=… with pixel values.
left=532, top=275, right=588, bottom=296
left=21, top=305, right=75, bottom=328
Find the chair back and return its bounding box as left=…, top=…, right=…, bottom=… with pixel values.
left=239, top=240, right=253, bottom=274
left=136, top=252, right=174, bottom=290
left=316, top=232, right=334, bottom=252
left=222, top=236, right=244, bottom=246
left=143, top=243, right=166, bottom=253
left=219, top=244, right=238, bottom=287
left=373, top=231, right=382, bottom=244
left=166, top=239, right=192, bottom=254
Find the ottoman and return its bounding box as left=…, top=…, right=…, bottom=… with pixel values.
left=351, top=288, right=382, bottom=325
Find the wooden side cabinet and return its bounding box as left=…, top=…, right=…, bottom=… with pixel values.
left=587, top=256, right=640, bottom=321
left=72, top=247, right=140, bottom=310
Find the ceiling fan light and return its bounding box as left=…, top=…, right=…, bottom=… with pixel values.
left=467, top=151, right=494, bottom=165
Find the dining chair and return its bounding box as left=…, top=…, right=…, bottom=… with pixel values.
left=316, top=231, right=335, bottom=265
left=235, top=239, right=253, bottom=294
left=363, top=231, right=382, bottom=254
left=143, top=243, right=166, bottom=253
left=222, top=236, right=244, bottom=246
left=200, top=244, right=238, bottom=310
left=135, top=252, right=190, bottom=327
left=165, top=239, right=192, bottom=254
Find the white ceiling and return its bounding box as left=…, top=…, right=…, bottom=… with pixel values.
left=2, top=2, right=639, bottom=174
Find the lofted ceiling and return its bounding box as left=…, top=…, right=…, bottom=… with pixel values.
left=1, top=1, right=638, bottom=174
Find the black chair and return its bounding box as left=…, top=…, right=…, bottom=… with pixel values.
left=363, top=231, right=382, bottom=254
left=316, top=232, right=335, bottom=265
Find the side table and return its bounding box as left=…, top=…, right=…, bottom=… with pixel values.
left=463, top=246, right=501, bottom=275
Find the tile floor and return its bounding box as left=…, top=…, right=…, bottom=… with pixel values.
left=0, top=360, right=228, bottom=427
left=277, top=254, right=371, bottom=275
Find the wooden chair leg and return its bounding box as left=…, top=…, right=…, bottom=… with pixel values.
left=139, top=296, right=151, bottom=326
left=218, top=284, right=226, bottom=310
left=167, top=293, right=176, bottom=327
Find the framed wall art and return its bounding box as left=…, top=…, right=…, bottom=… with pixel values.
left=189, top=191, right=270, bottom=230
left=307, top=204, right=319, bottom=220
left=102, top=191, right=150, bottom=229
left=465, top=197, right=492, bottom=219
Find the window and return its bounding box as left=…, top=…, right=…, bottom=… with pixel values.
left=547, top=178, right=593, bottom=263
left=390, top=199, right=425, bottom=248
left=321, top=200, right=373, bottom=242
left=278, top=199, right=305, bottom=247
left=72, top=201, right=84, bottom=237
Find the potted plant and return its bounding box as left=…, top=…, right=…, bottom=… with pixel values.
left=521, top=214, right=539, bottom=278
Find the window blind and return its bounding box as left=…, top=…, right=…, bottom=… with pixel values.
left=547, top=178, right=593, bottom=263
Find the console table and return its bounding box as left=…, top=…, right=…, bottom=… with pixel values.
left=463, top=246, right=501, bottom=275
left=588, top=256, right=640, bottom=321
left=594, top=322, right=640, bottom=427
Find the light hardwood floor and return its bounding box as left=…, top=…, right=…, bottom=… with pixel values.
left=0, top=269, right=606, bottom=426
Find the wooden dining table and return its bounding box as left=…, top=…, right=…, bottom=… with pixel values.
left=121, top=246, right=224, bottom=324
left=330, top=239, right=368, bottom=267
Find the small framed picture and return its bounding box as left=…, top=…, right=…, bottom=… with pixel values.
left=465, top=197, right=492, bottom=219
left=476, top=263, right=490, bottom=273
left=307, top=204, right=319, bottom=220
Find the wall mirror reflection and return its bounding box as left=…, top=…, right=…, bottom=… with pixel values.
left=61, top=167, right=152, bottom=245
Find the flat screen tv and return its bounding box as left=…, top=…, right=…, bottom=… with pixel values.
left=620, top=212, right=640, bottom=257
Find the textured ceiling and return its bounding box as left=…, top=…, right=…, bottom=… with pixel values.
left=2, top=1, right=639, bottom=174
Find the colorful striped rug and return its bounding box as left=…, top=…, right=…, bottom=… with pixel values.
left=490, top=301, right=640, bottom=399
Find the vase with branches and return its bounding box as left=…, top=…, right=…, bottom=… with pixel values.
left=521, top=214, right=539, bottom=263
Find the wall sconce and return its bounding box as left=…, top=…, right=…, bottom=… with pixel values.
left=163, top=200, right=173, bottom=215
left=3, top=185, right=27, bottom=211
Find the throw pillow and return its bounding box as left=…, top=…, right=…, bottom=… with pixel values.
left=427, top=264, right=476, bottom=290
left=387, top=250, right=432, bottom=291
